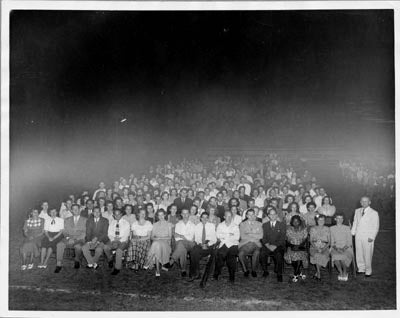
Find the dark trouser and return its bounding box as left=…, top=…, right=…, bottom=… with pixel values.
left=215, top=245, right=239, bottom=280
left=260, top=245, right=284, bottom=275
left=190, top=245, right=213, bottom=277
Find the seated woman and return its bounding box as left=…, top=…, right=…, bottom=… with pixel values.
left=208, top=206, right=221, bottom=229
left=317, top=196, right=336, bottom=217
left=20, top=208, right=45, bottom=270
left=188, top=205, right=200, bottom=225
left=128, top=208, right=153, bottom=271
left=144, top=209, right=172, bottom=277
left=285, top=202, right=304, bottom=226
left=122, top=204, right=137, bottom=226
left=38, top=208, right=64, bottom=269
left=284, top=215, right=308, bottom=282
left=310, top=214, right=331, bottom=280
left=330, top=213, right=353, bottom=281
left=282, top=194, right=295, bottom=213
left=145, top=203, right=156, bottom=224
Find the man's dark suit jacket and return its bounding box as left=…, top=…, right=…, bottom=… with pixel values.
left=261, top=221, right=286, bottom=248
left=81, top=208, right=94, bottom=219
left=173, top=197, right=193, bottom=212
left=85, top=216, right=110, bottom=243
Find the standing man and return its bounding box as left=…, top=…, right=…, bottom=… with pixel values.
left=259, top=207, right=286, bottom=282
left=351, top=196, right=379, bottom=277
left=55, top=204, right=87, bottom=273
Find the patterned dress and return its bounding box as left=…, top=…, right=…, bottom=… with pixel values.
left=128, top=220, right=153, bottom=268
left=309, top=226, right=330, bottom=267
left=284, top=226, right=309, bottom=268
left=21, top=217, right=44, bottom=256
left=330, top=224, right=354, bottom=267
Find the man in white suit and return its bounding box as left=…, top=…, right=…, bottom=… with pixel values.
left=351, top=196, right=379, bottom=277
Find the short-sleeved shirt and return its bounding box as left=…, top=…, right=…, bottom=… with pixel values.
left=44, top=217, right=64, bottom=232
left=131, top=221, right=153, bottom=237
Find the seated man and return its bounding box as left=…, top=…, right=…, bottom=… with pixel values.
left=104, top=209, right=130, bottom=275
left=259, top=207, right=286, bottom=282
left=214, top=210, right=240, bottom=283
left=82, top=206, right=109, bottom=269
left=238, top=209, right=263, bottom=277
left=164, top=208, right=195, bottom=277
left=55, top=204, right=87, bottom=273
left=188, top=212, right=217, bottom=281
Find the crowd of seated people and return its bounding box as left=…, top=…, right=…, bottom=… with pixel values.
left=21, top=154, right=359, bottom=283
left=339, top=159, right=395, bottom=215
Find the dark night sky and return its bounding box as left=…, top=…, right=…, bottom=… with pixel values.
left=9, top=10, right=395, bottom=215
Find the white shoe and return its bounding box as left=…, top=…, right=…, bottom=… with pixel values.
left=155, top=271, right=161, bottom=277
left=27, top=263, right=34, bottom=270
left=21, top=265, right=27, bottom=271
left=343, top=274, right=349, bottom=281
left=292, top=275, right=298, bottom=282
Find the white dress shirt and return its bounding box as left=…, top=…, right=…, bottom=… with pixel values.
left=174, top=220, right=195, bottom=242
left=108, top=218, right=131, bottom=242
left=216, top=221, right=240, bottom=248
left=194, top=222, right=217, bottom=245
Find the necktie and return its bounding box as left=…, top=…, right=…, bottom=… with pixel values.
left=202, top=223, right=206, bottom=244
left=115, top=222, right=120, bottom=237
left=74, top=217, right=78, bottom=225
left=51, top=219, right=55, bottom=225
left=362, top=208, right=366, bottom=217
left=272, top=222, right=275, bottom=229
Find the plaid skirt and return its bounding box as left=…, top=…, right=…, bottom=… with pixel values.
left=127, top=238, right=151, bottom=268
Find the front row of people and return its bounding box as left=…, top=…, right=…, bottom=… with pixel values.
left=20, top=202, right=373, bottom=283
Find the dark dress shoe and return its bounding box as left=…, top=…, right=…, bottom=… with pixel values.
left=365, top=274, right=372, bottom=278
left=251, top=271, right=257, bottom=278
left=229, top=275, right=235, bottom=283
left=111, top=269, right=120, bottom=275
left=212, top=274, right=219, bottom=281
left=93, top=264, right=99, bottom=270
left=356, top=271, right=365, bottom=275
left=181, top=271, right=187, bottom=278
left=108, top=260, right=114, bottom=269
left=277, top=275, right=283, bottom=282
left=244, top=270, right=250, bottom=277
left=164, top=262, right=174, bottom=269
left=74, top=261, right=80, bottom=269
left=54, top=266, right=62, bottom=273
left=263, top=271, right=269, bottom=277
left=188, top=275, right=201, bottom=282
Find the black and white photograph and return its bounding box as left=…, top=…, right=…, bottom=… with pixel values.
left=1, top=0, right=398, bottom=314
